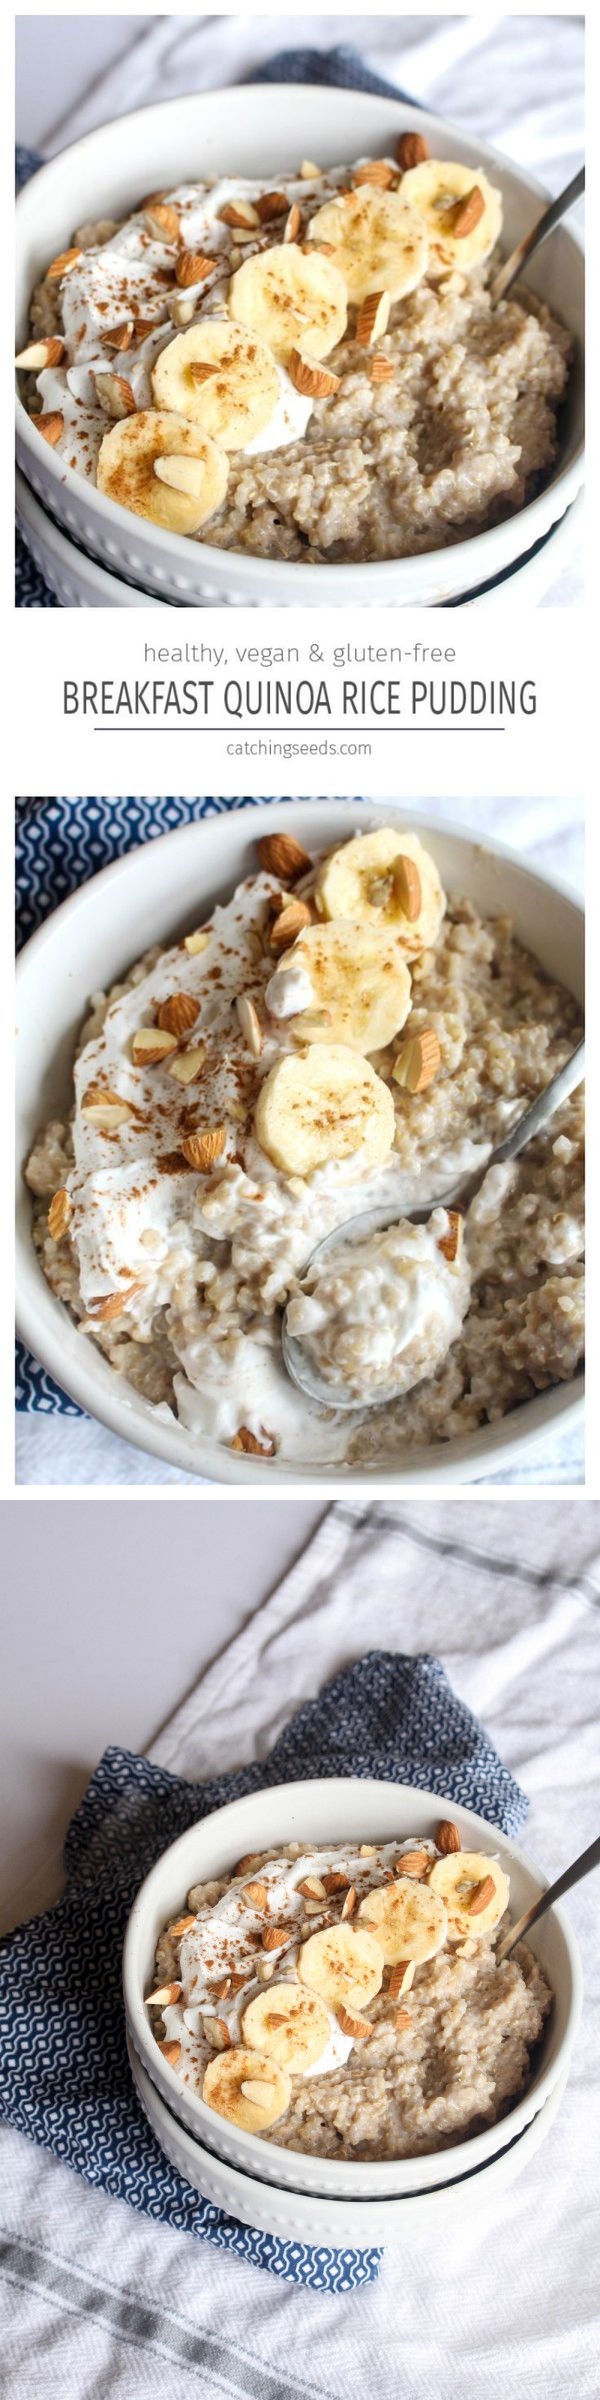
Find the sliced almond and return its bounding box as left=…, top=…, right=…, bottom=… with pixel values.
left=370, top=355, right=395, bottom=385
left=31, top=411, right=64, bottom=446
left=257, top=831, right=312, bottom=883
left=230, top=1426, right=276, bottom=1457
left=132, top=1026, right=178, bottom=1066
left=183, top=927, right=212, bottom=954
left=447, top=184, right=485, bottom=239
left=180, top=1126, right=226, bottom=1171
left=168, top=1045, right=207, bottom=1085
left=240, top=2077, right=278, bottom=2105
left=154, top=454, right=207, bottom=498
left=244, top=1880, right=269, bottom=1910
left=288, top=349, right=341, bottom=400
left=87, top=1278, right=148, bottom=1322
left=15, top=336, right=65, bottom=371
left=322, top=1871, right=350, bottom=1895
left=144, top=202, right=181, bottom=244
left=341, top=1885, right=357, bottom=1920
left=94, top=371, right=136, bottom=420
left=337, top=2003, right=373, bottom=2039
left=81, top=1085, right=133, bottom=1129
left=297, top=1875, right=327, bottom=1900
left=284, top=203, right=303, bottom=244
left=468, top=1874, right=496, bottom=1917
left=436, top=1819, right=462, bottom=1855
left=235, top=994, right=263, bottom=1058
left=169, top=1914, right=195, bottom=1936
left=46, top=248, right=81, bottom=281
left=355, top=290, right=391, bottom=348
left=134, top=316, right=162, bottom=341
left=145, top=1980, right=182, bottom=2007
left=394, top=855, right=422, bottom=921
left=48, top=1188, right=71, bottom=1240
left=157, top=2039, right=181, bottom=2066
left=158, top=992, right=198, bottom=1038
left=256, top=190, right=289, bottom=221
left=175, top=251, right=218, bottom=287
left=101, top=320, right=134, bottom=352
left=353, top=159, right=397, bottom=189
left=396, top=1849, right=429, bottom=1878
left=394, top=2009, right=414, bottom=2033
left=396, top=132, right=430, bottom=171
left=269, top=898, right=312, bottom=953
left=219, top=199, right=260, bottom=230
left=436, top=1210, right=463, bottom=1264
left=392, top=1029, right=441, bottom=1095
left=261, top=1925, right=290, bottom=1951
left=389, top=1959, right=415, bottom=2000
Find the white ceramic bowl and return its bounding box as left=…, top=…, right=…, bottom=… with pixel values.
left=122, top=1776, right=582, bottom=2205
left=15, top=86, right=584, bottom=608
left=127, top=2032, right=569, bottom=2250
left=15, top=464, right=585, bottom=613
left=15, top=800, right=585, bottom=1486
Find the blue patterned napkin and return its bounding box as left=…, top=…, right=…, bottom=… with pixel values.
left=16, top=43, right=416, bottom=605
left=0, top=1650, right=527, bottom=2290
left=16, top=794, right=275, bottom=1414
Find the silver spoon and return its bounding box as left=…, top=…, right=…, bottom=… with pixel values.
left=497, top=1831, right=600, bottom=1963
left=282, top=1038, right=585, bottom=1409
left=491, top=164, right=584, bottom=306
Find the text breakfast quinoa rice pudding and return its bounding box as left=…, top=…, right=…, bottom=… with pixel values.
left=146, top=1823, right=552, bottom=2161
left=16, top=136, right=572, bottom=565
left=24, top=824, right=584, bottom=1468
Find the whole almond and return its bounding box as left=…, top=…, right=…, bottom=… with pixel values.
left=175, top=251, right=218, bottom=287
left=447, top=184, right=485, bottom=239
left=355, top=290, right=391, bottom=349
left=244, top=1880, right=269, bottom=1909
left=288, top=349, right=341, bottom=400
left=269, top=898, right=312, bottom=953
left=230, top=1426, right=276, bottom=1457
left=337, top=2004, right=373, bottom=2039
left=436, top=1819, right=462, bottom=1855
left=48, top=1188, right=71, bottom=1240
left=31, top=411, right=64, bottom=446
left=15, top=336, right=65, bottom=371
left=396, top=1850, right=429, bottom=1878
left=353, top=160, right=397, bottom=189
left=158, top=992, right=198, bottom=1038
left=436, top=1210, right=463, bottom=1264
left=257, top=831, right=312, bottom=883
left=394, top=854, right=422, bottom=921
left=396, top=132, right=430, bottom=171
left=468, top=1874, right=496, bottom=1917
left=392, top=1028, right=441, bottom=1095
left=144, top=202, right=181, bottom=244
left=46, top=248, right=82, bottom=281
left=180, top=1127, right=226, bottom=1171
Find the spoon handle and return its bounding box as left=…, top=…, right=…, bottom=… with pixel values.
left=497, top=1831, right=600, bottom=1962
left=491, top=165, right=585, bottom=304
left=491, top=1038, right=585, bottom=1169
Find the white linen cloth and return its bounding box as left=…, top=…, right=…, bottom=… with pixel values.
left=15, top=11, right=584, bottom=606
left=0, top=1497, right=598, bottom=2398
left=16, top=789, right=584, bottom=1489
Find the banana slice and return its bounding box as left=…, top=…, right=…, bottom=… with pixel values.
left=358, top=1876, right=447, bottom=1963
left=279, top=920, right=412, bottom=1053
left=254, top=1043, right=395, bottom=1177
left=202, top=2045, right=291, bottom=2132
left=228, top=242, right=347, bottom=361
left=399, top=161, right=502, bottom=271
left=307, top=187, right=428, bottom=305
left=96, top=409, right=228, bottom=532
left=428, top=1851, right=510, bottom=1936
left=318, top=829, right=445, bottom=959
left=151, top=322, right=280, bottom=451
left=298, top=1923, right=383, bottom=2012
left=242, top=1981, right=330, bottom=2072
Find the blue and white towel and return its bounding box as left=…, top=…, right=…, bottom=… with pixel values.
left=0, top=1643, right=527, bottom=2292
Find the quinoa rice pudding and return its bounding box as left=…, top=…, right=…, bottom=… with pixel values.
left=146, top=1822, right=552, bottom=2161
left=24, top=823, right=584, bottom=1469
left=16, top=136, right=573, bottom=565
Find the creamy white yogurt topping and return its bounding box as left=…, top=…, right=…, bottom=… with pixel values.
left=161, top=1838, right=439, bottom=2086
left=287, top=1210, right=471, bottom=1399
left=265, top=962, right=315, bottom=1018
left=31, top=165, right=354, bottom=479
